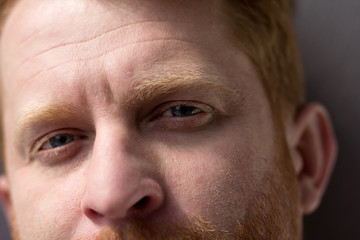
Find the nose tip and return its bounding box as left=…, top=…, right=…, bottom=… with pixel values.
left=81, top=178, right=164, bottom=222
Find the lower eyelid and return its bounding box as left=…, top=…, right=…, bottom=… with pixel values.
left=30, top=132, right=87, bottom=157
left=30, top=138, right=86, bottom=164
left=147, top=111, right=214, bottom=131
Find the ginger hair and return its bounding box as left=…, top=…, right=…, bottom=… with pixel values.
left=221, top=0, right=304, bottom=120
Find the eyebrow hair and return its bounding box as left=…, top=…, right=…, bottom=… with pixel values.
left=17, top=103, right=81, bottom=126
left=125, top=69, right=241, bottom=107
left=14, top=70, right=243, bottom=153
left=14, top=103, right=86, bottom=153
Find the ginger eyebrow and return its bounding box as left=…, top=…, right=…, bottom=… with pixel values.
left=13, top=70, right=243, bottom=154
left=17, top=103, right=80, bottom=127
left=14, top=103, right=85, bottom=154
left=124, top=70, right=241, bottom=107
left=15, top=73, right=240, bottom=133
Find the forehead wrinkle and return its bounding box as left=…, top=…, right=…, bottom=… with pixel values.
left=19, top=38, right=193, bottom=84
left=14, top=5, right=115, bottom=48
left=15, top=20, right=169, bottom=72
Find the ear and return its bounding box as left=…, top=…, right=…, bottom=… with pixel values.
left=0, top=174, right=13, bottom=223
left=286, top=103, right=337, bottom=215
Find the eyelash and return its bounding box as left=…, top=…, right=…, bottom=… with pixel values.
left=28, top=101, right=214, bottom=163
left=146, top=101, right=214, bottom=130
left=30, top=129, right=87, bottom=164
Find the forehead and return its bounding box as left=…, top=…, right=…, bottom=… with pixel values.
left=2, top=0, right=224, bottom=49
left=0, top=0, right=263, bottom=119
left=1, top=0, right=232, bottom=86
left=1, top=0, right=257, bottom=102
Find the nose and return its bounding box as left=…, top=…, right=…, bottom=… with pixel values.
left=81, top=127, right=164, bottom=223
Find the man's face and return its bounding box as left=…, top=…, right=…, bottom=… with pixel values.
left=0, top=0, right=301, bottom=239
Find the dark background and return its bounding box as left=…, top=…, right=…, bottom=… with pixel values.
left=1, top=0, right=359, bottom=239
left=295, top=0, right=360, bottom=239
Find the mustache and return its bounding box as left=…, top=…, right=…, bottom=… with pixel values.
left=82, top=216, right=234, bottom=240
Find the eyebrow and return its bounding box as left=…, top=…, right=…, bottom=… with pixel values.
left=17, top=103, right=81, bottom=126
left=125, top=69, right=241, bottom=106
left=14, top=103, right=85, bottom=154
left=14, top=70, right=242, bottom=152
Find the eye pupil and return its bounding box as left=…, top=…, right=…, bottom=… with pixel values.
left=171, top=105, right=199, bottom=117
left=49, top=134, right=75, bottom=148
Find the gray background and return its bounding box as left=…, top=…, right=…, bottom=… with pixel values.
left=295, top=0, right=360, bottom=239
left=0, top=0, right=359, bottom=239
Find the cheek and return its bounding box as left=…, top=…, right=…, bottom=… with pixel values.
left=158, top=134, right=271, bottom=229
left=9, top=167, right=84, bottom=238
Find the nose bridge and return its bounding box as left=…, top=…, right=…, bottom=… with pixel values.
left=81, top=123, right=164, bottom=221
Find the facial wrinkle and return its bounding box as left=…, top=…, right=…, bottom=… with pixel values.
left=19, top=38, right=195, bottom=85
left=14, top=5, right=119, bottom=48
left=15, top=20, right=172, bottom=71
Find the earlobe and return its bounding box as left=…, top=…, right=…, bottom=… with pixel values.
left=288, top=103, right=337, bottom=215
left=0, top=174, right=13, bottom=223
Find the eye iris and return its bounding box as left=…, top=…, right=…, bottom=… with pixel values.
left=171, top=105, right=199, bottom=117
left=49, top=134, right=75, bottom=148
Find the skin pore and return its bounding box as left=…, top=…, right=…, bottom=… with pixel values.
left=0, top=0, right=337, bottom=239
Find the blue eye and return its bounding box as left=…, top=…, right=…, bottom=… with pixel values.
left=47, top=134, right=75, bottom=148
left=166, top=105, right=201, bottom=117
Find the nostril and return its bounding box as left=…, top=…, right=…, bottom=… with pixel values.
left=82, top=178, right=164, bottom=220
left=134, top=196, right=150, bottom=209
left=91, top=208, right=103, bottom=217
left=84, top=207, right=104, bottom=220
